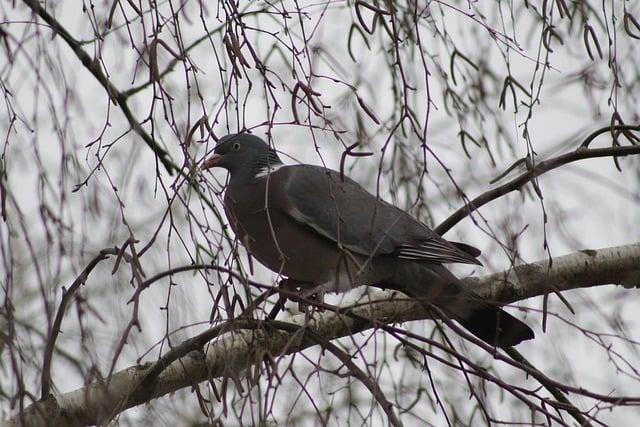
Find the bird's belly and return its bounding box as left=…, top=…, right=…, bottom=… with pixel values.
left=227, top=206, right=371, bottom=291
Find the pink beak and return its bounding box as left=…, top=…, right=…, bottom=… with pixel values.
left=202, top=153, right=222, bottom=170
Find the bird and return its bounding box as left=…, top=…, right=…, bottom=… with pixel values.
left=203, top=132, right=534, bottom=348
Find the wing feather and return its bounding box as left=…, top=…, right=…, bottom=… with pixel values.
left=279, top=165, right=480, bottom=265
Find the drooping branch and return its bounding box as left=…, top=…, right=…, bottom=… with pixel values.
left=6, top=243, right=640, bottom=427
left=436, top=125, right=640, bottom=235
left=20, top=0, right=177, bottom=175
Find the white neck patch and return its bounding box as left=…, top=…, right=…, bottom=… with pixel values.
left=255, top=163, right=284, bottom=178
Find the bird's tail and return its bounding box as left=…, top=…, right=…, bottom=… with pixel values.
left=390, top=263, right=534, bottom=348
left=446, top=301, right=534, bottom=348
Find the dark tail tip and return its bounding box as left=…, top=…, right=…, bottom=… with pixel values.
left=461, top=307, right=534, bottom=348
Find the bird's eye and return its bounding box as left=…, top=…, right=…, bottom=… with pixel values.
left=233, top=142, right=241, bottom=150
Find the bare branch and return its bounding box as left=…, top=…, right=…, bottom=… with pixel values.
left=436, top=125, right=640, bottom=235
left=8, top=243, right=640, bottom=426
left=20, top=0, right=177, bottom=174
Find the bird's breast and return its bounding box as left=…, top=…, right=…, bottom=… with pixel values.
left=223, top=179, right=371, bottom=290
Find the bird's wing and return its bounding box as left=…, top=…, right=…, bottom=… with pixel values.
left=279, top=165, right=480, bottom=265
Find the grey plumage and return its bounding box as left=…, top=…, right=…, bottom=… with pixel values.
left=204, top=133, right=534, bottom=348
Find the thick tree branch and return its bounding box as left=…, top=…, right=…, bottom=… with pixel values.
left=6, top=243, right=640, bottom=426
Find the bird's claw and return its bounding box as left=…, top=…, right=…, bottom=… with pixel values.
left=267, top=279, right=325, bottom=317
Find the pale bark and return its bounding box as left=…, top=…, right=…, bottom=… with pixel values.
left=5, top=243, right=640, bottom=427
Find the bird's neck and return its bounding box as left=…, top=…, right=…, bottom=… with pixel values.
left=254, top=163, right=284, bottom=178
left=251, top=151, right=284, bottom=178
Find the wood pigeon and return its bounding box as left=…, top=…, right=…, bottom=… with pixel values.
left=203, top=133, right=534, bottom=348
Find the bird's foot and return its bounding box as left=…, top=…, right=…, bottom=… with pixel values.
left=297, top=285, right=326, bottom=313
left=267, top=279, right=325, bottom=318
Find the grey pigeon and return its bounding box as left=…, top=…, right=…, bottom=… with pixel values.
left=203, top=133, right=534, bottom=348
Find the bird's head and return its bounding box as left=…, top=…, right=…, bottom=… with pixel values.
left=202, top=133, right=283, bottom=180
